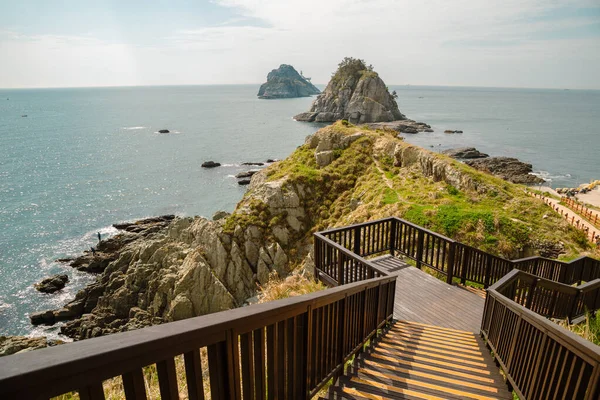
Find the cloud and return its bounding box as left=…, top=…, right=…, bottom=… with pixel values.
left=0, top=0, right=598, bottom=88
left=0, top=31, right=141, bottom=88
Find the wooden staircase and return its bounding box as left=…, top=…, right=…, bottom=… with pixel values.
left=323, top=321, right=512, bottom=400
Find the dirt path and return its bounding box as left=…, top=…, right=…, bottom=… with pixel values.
left=532, top=193, right=600, bottom=242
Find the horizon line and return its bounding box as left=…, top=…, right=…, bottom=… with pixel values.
left=0, top=83, right=599, bottom=91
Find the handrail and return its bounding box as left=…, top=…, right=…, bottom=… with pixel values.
left=482, top=271, right=600, bottom=399
left=492, top=269, right=600, bottom=323
left=314, top=231, right=390, bottom=286
left=0, top=275, right=397, bottom=399
left=314, top=216, right=600, bottom=288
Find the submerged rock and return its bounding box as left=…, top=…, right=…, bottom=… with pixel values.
left=202, top=161, right=221, bottom=168
left=236, top=170, right=259, bottom=179
left=442, top=147, right=489, bottom=159
left=257, top=64, right=320, bottom=99
left=34, top=274, right=69, bottom=293
left=158, top=129, right=170, bottom=134
left=242, top=162, right=264, bottom=166
left=465, top=157, right=545, bottom=184
left=294, top=57, right=404, bottom=124
left=444, top=130, right=463, bottom=134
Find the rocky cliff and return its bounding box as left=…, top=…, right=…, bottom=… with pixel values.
left=295, top=58, right=404, bottom=124
left=33, top=122, right=595, bottom=340
left=257, top=64, right=320, bottom=99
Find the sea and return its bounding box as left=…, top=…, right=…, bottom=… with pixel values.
left=0, top=84, right=599, bottom=339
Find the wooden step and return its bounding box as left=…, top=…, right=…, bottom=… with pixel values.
left=325, top=321, right=512, bottom=400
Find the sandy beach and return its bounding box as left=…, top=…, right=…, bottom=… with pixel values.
left=538, top=186, right=600, bottom=209
left=576, top=187, right=600, bottom=209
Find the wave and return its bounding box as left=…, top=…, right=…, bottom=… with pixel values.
left=122, top=126, right=146, bottom=130
left=531, top=171, right=572, bottom=182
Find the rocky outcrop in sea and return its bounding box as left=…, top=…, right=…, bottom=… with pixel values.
left=442, top=147, right=489, bottom=159
left=258, top=64, right=320, bottom=99
left=465, top=157, right=545, bottom=185
left=294, top=57, right=404, bottom=124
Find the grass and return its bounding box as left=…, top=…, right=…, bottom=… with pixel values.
left=559, top=312, right=600, bottom=346
left=226, top=120, right=597, bottom=262
left=257, top=270, right=326, bottom=303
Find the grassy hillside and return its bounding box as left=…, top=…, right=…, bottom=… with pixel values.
left=238, top=121, right=596, bottom=261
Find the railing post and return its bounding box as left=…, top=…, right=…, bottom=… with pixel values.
left=416, top=229, right=425, bottom=269
left=568, top=289, right=583, bottom=323
left=484, top=255, right=493, bottom=288
left=525, top=278, right=539, bottom=309
left=353, top=226, right=361, bottom=256
left=314, top=237, right=321, bottom=281
left=336, top=295, right=348, bottom=380
left=389, top=219, right=396, bottom=256
left=446, top=242, right=456, bottom=285
left=337, top=252, right=345, bottom=285
left=461, top=246, right=469, bottom=285
left=533, top=258, right=539, bottom=276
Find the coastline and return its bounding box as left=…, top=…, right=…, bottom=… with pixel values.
left=539, top=185, right=600, bottom=209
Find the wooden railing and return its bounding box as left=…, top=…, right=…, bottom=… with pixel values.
left=482, top=270, right=600, bottom=399
left=314, top=217, right=600, bottom=288
left=563, top=196, right=600, bottom=227
left=492, top=269, right=600, bottom=323
left=0, top=276, right=396, bottom=399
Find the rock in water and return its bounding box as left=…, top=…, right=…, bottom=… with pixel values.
left=294, top=57, right=405, bottom=124
left=158, top=129, right=170, bottom=133
left=202, top=161, right=221, bottom=168
left=442, top=147, right=489, bottom=159
left=257, top=64, right=320, bottom=99
left=34, top=274, right=69, bottom=293
left=465, top=157, right=545, bottom=184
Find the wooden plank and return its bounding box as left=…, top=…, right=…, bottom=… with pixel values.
left=122, top=369, right=147, bottom=400
left=156, top=358, right=179, bottom=400
left=184, top=350, right=205, bottom=400
left=79, top=382, right=105, bottom=400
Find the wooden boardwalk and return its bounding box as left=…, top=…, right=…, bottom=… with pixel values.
left=371, top=255, right=485, bottom=333
left=326, top=321, right=513, bottom=399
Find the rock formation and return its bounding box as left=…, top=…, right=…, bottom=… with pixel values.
left=294, top=57, right=404, bottom=124
left=201, top=161, right=221, bottom=168
left=28, top=122, right=584, bottom=341
left=34, top=274, right=69, bottom=293
left=465, top=157, right=545, bottom=185
left=442, top=147, right=489, bottom=159
left=258, top=65, right=320, bottom=99
left=0, top=336, right=63, bottom=357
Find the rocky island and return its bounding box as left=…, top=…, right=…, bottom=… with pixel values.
left=257, top=64, right=320, bottom=99
left=294, top=57, right=405, bottom=124
left=23, top=122, right=594, bottom=341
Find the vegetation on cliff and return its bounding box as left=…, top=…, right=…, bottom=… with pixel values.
left=228, top=121, right=596, bottom=261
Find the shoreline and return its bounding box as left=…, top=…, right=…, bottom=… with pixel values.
left=538, top=186, right=600, bottom=209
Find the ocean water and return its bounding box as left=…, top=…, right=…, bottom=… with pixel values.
left=0, top=84, right=598, bottom=338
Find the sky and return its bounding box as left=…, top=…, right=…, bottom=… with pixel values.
left=0, top=0, right=599, bottom=89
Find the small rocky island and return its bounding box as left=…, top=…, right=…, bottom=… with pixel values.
left=257, top=64, right=320, bottom=99
left=295, top=57, right=405, bottom=124
left=442, top=147, right=544, bottom=184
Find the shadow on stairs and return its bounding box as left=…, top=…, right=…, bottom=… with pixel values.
left=322, top=320, right=512, bottom=400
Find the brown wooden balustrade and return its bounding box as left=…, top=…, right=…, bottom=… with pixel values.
left=314, top=217, right=600, bottom=288
left=482, top=270, right=600, bottom=400
left=492, top=269, right=600, bottom=323
left=0, top=276, right=396, bottom=400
